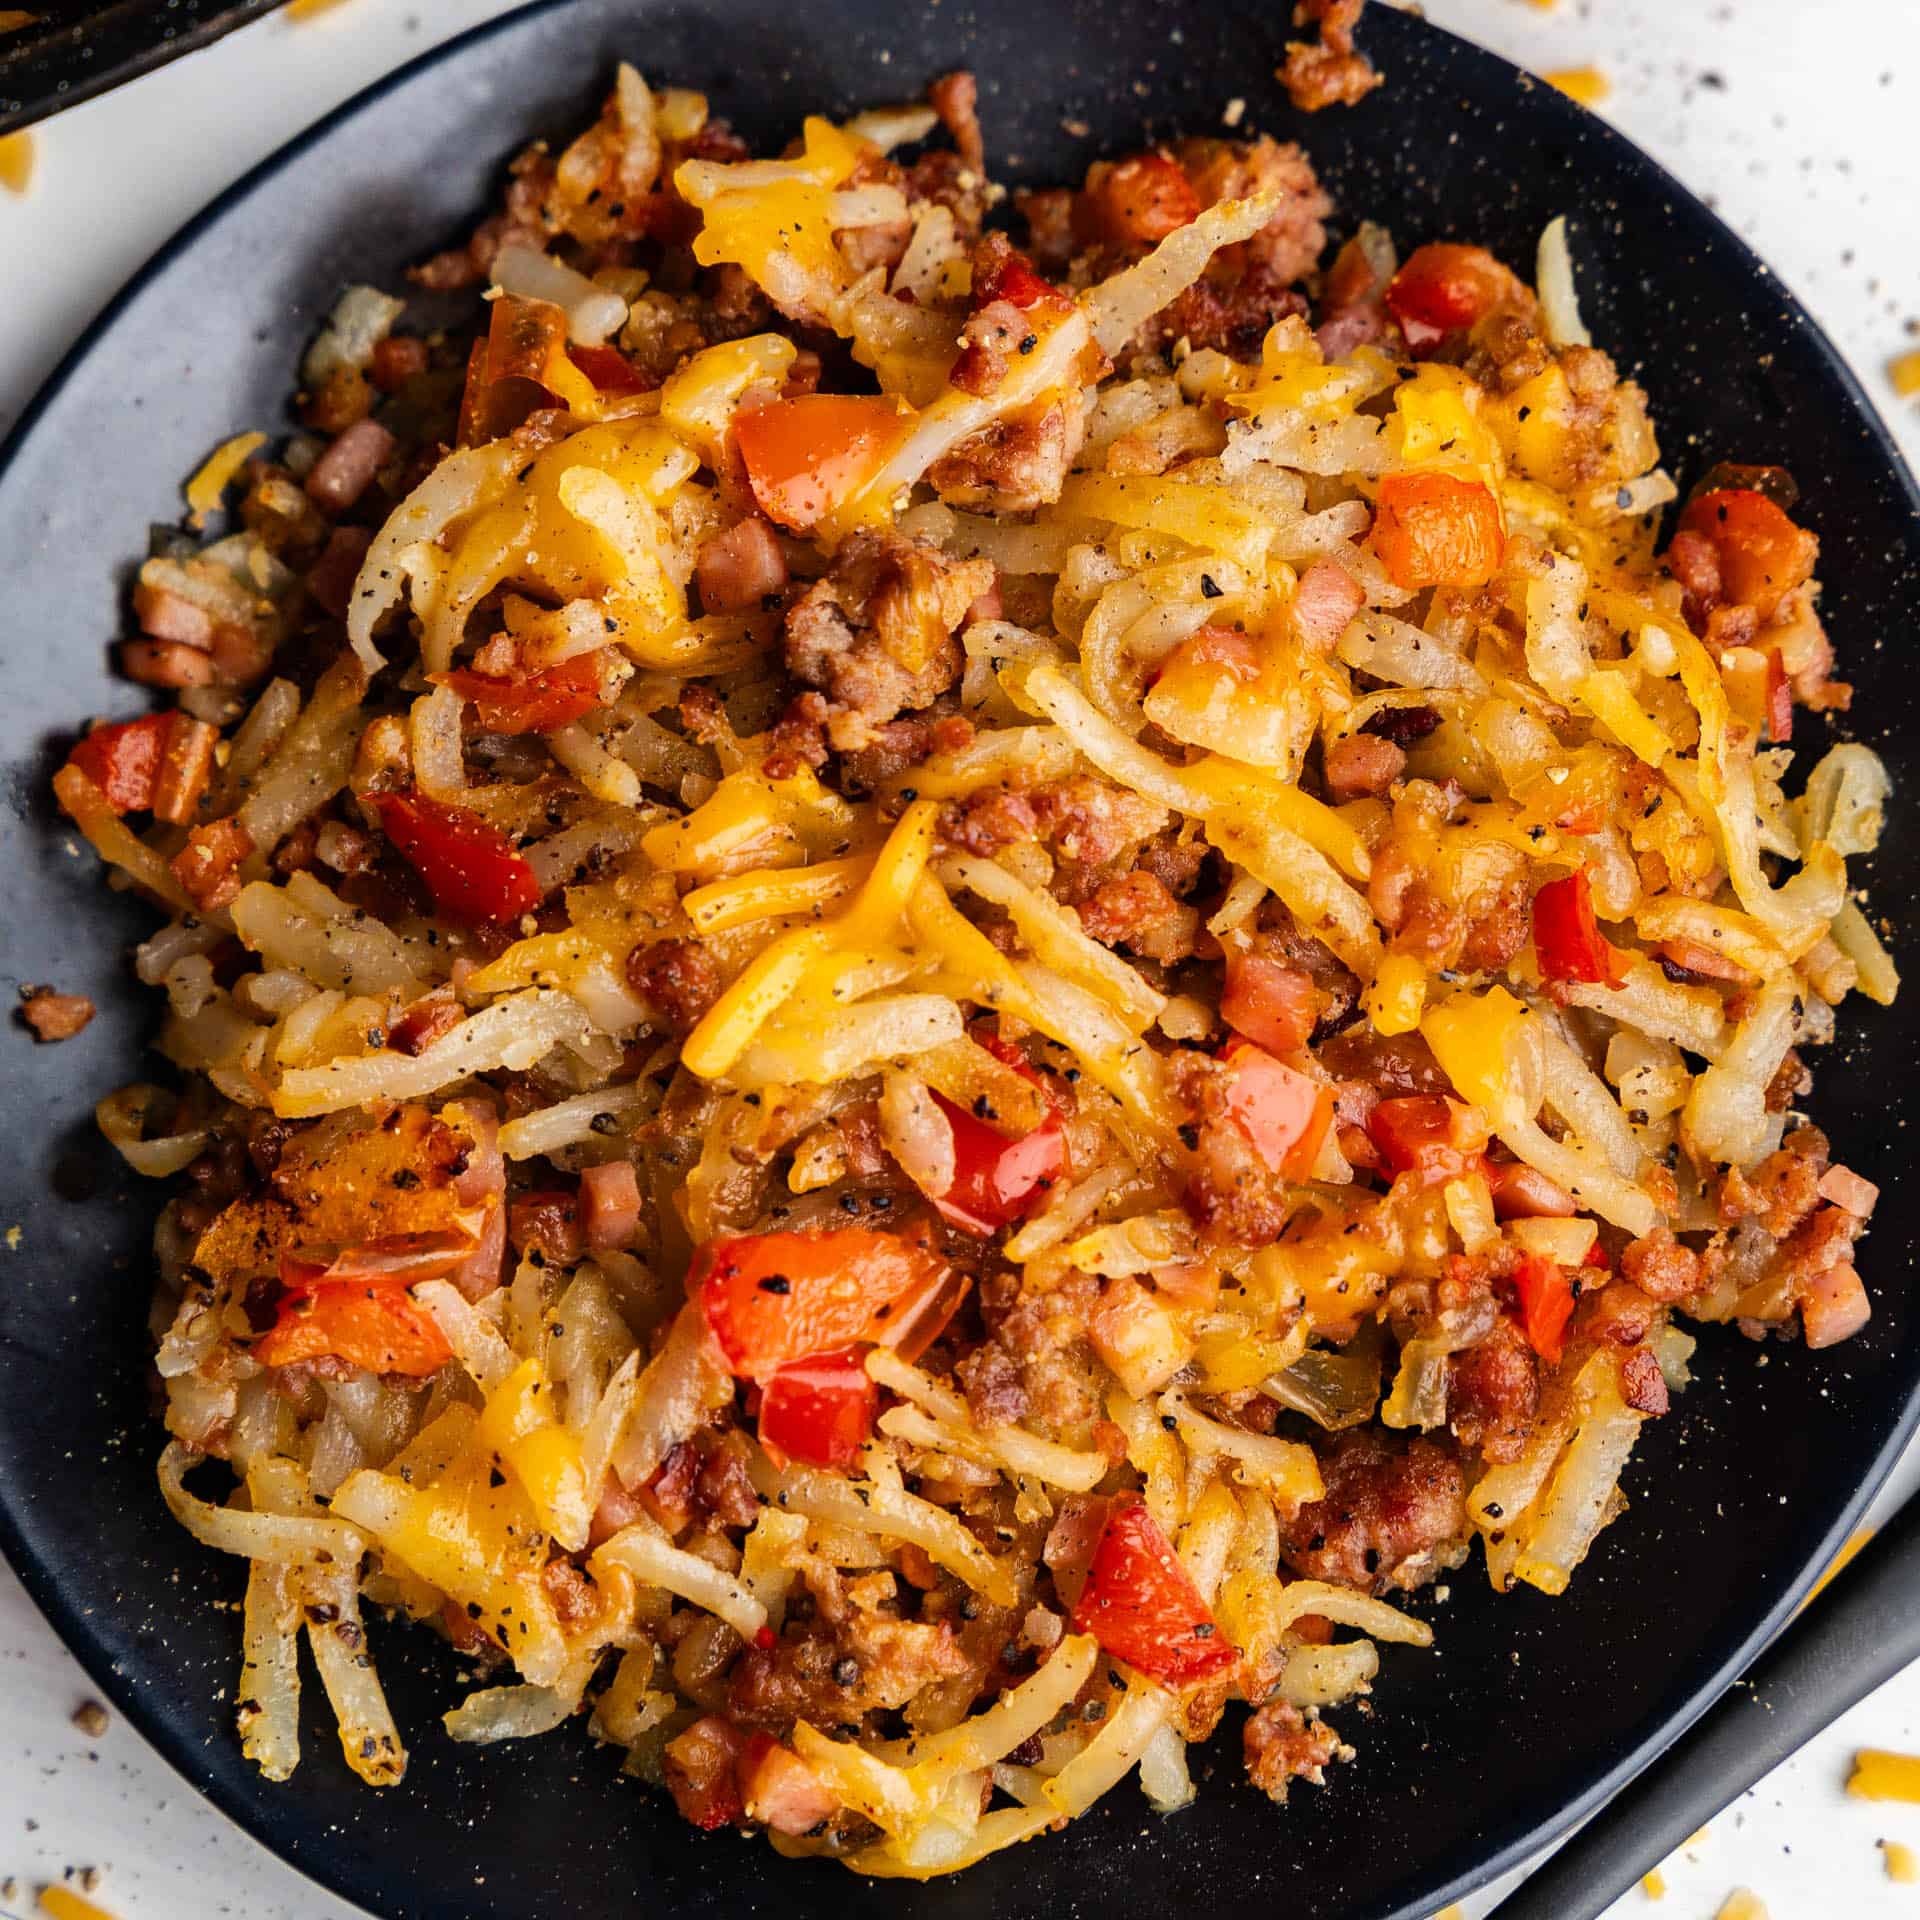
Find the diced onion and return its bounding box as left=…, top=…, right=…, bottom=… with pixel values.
left=97, top=1083, right=208, bottom=1177
left=492, top=243, right=629, bottom=348
left=445, top=1682, right=578, bottom=1744
left=1535, top=216, right=1592, bottom=349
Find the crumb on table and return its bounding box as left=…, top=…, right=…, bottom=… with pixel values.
left=19, top=985, right=95, bottom=1042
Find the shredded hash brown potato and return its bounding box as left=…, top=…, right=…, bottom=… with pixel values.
left=59, top=32, right=1894, bottom=1876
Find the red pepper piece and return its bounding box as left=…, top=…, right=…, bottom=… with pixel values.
left=1532, top=870, right=1627, bottom=987
left=1385, top=242, right=1522, bottom=352
left=1367, top=1095, right=1491, bottom=1187
left=435, top=650, right=621, bottom=734
left=375, top=790, right=541, bottom=924
left=255, top=1281, right=453, bottom=1376
left=757, top=1347, right=878, bottom=1470
left=1070, top=1497, right=1237, bottom=1686
left=696, top=1224, right=951, bottom=1382
left=567, top=343, right=652, bottom=394
left=1512, top=1252, right=1576, bottom=1367
left=929, top=1091, right=1067, bottom=1237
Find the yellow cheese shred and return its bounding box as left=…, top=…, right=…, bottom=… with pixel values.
left=40, top=1887, right=122, bottom=1920
left=0, top=129, right=33, bottom=195
left=1883, top=1840, right=1919, bottom=1885
left=1544, top=67, right=1611, bottom=108
left=1804, top=1526, right=1873, bottom=1606
left=1849, top=1748, right=1920, bottom=1803
left=186, top=431, right=267, bottom=529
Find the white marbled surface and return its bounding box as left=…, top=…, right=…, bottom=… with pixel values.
left=1, top=1, right=1917, bottom=1914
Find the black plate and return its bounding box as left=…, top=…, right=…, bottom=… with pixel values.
left=1, top=4, right=1916, bottom=1918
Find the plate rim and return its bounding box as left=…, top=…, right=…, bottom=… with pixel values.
left=1, top=3, right=1917, bottom=1917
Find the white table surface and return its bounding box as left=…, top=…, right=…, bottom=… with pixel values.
left=2, top=2, right=1917, bottom=1915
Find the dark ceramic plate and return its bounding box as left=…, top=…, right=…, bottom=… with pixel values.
left=1, top=4, right=1915, bottom=1918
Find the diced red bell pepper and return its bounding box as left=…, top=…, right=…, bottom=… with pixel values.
left=1084, top=151, right=1201, bottom=249
left=696, top=1225, right=952, bottom=1382
left=567, top=343, right=652, bottom=395
left=734, top=395, right=911, bottom=532
left=757, top=1347, right=878, bottom=1470
left=1384, top=242, right=1522, bottom=351
left=255, top=1281, right=453, bottom=1376
left=1219, top=1044, right=1335, bottom=1182
left=973, top=240, right=1076, bottom=315
left=975, top=1027, right=1051, bottom=1087
left=456, top=337, right=494, bottom=449
left=485, top=293, right=574, bottom=391
left=928, top=1079, right=1068, bottom=1238
left=1367, top=1095, right=1491, bottom=1187
left=1372, top=471, right=1505, bottom=590
left=1221, top=953, right=1319, bottom=1055
left=435, top=649, right=622, bottom=734
left=375, top=790, right=542, bottom=924
left=1676, top=488, right=1818, bottom=621
left=1070, top=1497, right=1237, bottom=1686
left=1531, top=870, right=1627, bottom=987
left=458, top=299, right=615, bottom=445
left=1512, top=1252, right=1576, bottom=1367
left=66, top=713, right=170, bottom=814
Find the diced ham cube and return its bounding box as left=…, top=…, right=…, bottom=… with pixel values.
left=1322, top=731, right=1406, bottom=802
left=121, top=639, right=216, bottom=688
left=695, top=516, right=789, bottom=614
left=738, top=1735, right=837, bottom=1836
left=305, top=419, right=396, bottom=512
left=133, top=583, right=214, bottom=648
left=1802, top=1261, right=1871, bottom=1350
left=1815, top=1165, right=1879, bottom=1218
left=580, top=1160, right=641, bottom=1250
left=1292, top=558, right=1366, bottom=653
left=307, top=525, right=375, bottom=619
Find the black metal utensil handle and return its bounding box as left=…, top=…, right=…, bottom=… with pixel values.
left=1494, top=1493, right=1920, bottom=1920
left=1, top=2, right=287, bottom=140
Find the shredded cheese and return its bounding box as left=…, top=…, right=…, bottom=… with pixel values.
left=1804, top=1526, right=1873, bottom=1606
left=1849, top=1749, right=1920, bottom=1803
left=0, top=129, right=33, bottom=195
left=1544, top=66, right=1611, bottom=107
left=39, top=1888, right=122, bottom=1920
left=185, top=431, right=268, bottom=529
